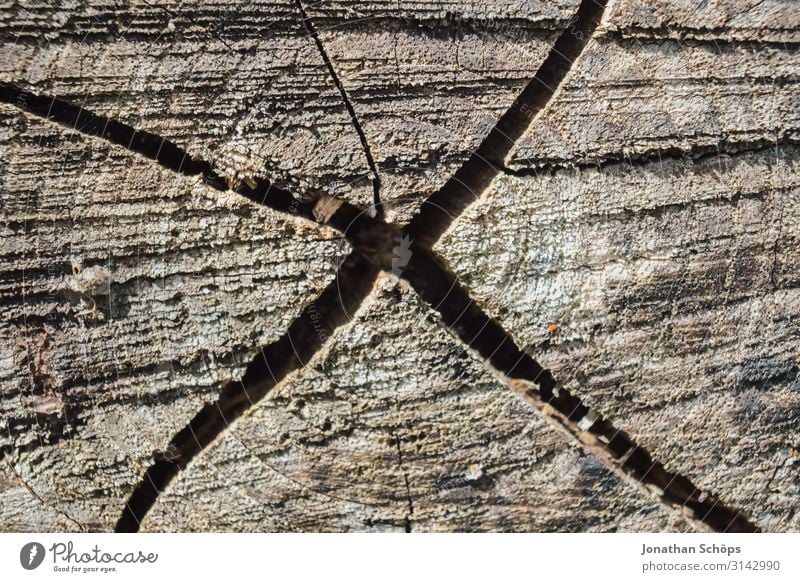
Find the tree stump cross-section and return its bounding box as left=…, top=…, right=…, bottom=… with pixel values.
left=1, top=0, right=797, bottom=532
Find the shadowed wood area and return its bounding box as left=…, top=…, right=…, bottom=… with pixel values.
left=0, top=0, right=797, bottom=532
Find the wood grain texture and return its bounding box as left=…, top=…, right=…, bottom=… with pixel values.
left=304, top=0, right=579, bottom=221
left=0, top=111, right=344, bottom=531
left=0, top=1, right=373, bottom=207
left=0, top=0, right=798, bottom=532
left=434, top=4, right=799, bottom=531
left=606, top=0, right=800, bottom=43
left=437, top=144, right=800, bottom=532
left=142, top=274, right=698, bottom=532
left=508, top=30, right=799, bottom=168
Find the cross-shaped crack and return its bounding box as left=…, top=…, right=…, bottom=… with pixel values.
left=0, top=0, right=759, bottom=533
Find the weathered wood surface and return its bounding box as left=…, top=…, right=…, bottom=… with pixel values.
left=0, top=113, right=344, bottom=530
left=435, top=2, right=800, bottom=531
left=142, top=274, right=696, bottom=532
left=508, top=27, right=799, bottom=168
left=438, top=145, right=800, bottom=531
left=1, top=0, right=798, bottom=532
left=606, top=0, right=799, bottom=42
left=0, top=1, right=374, bottom=206
left=303, top=0, right=579, bottom=221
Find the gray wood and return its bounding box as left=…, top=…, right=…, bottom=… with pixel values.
left=0, top=113, right=345, bottom=531
left=0, top=0, right=797, bottom=532
left=142, top=275, right=697, bottom=532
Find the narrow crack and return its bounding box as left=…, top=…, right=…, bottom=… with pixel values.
left=503, top=131, right=799, bottom=176
left=0, top=82, right=320, bottom=221
left=295, top=0, right=384, bottom=218
left=1, top=83, right=226, bottom=191
left=402, top=473, right=414, bottom=533
left=115, top=253, right=379, bottom=532
left=391, top=428, right=414, bottom=532
left=0, top=82, right=384, bottom=244
left=406, top=0, right=610, bottom=248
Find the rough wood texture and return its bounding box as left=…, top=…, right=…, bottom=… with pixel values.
left=0, top=112, right=344, bottom=530
left=606, top=0, right=799, bottom=43
left=303, top=0, right=579, bottom=221
left=1, top=0, right=798, bottom=532
left=507, top=33, right=799, bottom=168
left=436, top=0, right=800, bottom=531
left=437, top=146, right=800, bottom=532
left=0, top=1, right=373, bottom=206
left=142, top=275, right=697, bottom=532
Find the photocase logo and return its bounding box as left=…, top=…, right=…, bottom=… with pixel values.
left=20, top=542, right=46, bottom=570
left=392, top=234, right=413, bottom=276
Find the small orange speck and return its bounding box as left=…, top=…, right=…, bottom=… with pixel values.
left=791, top=449, right=798, bottom=458
left=547, top=323, right=558, bottom=333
